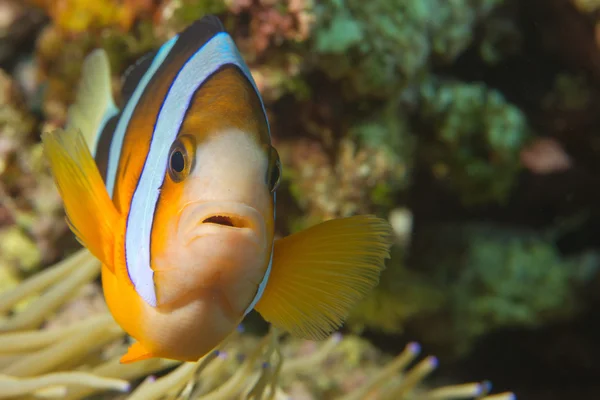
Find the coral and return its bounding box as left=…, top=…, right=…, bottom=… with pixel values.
left=227, top=0, right=315, bottom=61
left=275, top=93, right=416, bottom=228
left=227, top=0, right=316, bottom=103
left=29, top=0, right=315, bottom=119
left=0, top=69, right=35, bottom=170
left=0, top=69, right=68, bottom=272
left=418, top=78, right=532, bottom=205
left=411, top=224, right=600, bottom=355
left=311, top=0, right=505, bottom=99
left=248, top=51, right=311, bottom=102
left=34, top=20, right=158, bottom=125
left=0, top=0, right=46, bottom=66
left=455, top=229, right=593, bottom=328
left=478, top=14, right=523, bottom=65
left=542, top=73, right=594, bottom=111
left=29, top=0, right=156, bottom=34
left=0, top=250, right=515, bottom=399
left=280, top=136, right=408, bottom=227
left=154, top=0, right=229, bottom=38
left=349, top=98, right=415, bottom=166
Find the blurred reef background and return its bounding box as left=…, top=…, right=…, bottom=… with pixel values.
left=2, top=0, right=600, bottom=398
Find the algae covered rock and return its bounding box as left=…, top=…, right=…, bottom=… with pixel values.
left=0, top=67, right=69, bottom=271
left=311, top=0, right=506, bottom=98
left=418, top=78, right=532, bottom=205
left=280, top=136, right=409, bottom=229
left=410, top=223, right=599, bottom=355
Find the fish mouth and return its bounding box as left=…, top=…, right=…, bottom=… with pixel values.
left=182, top=201, right=266, bottom=241
left=201, top=214, right=251, bottom=229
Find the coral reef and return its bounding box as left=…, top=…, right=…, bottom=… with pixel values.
left=478, top=12, right=522, bottom=65
left=227, top=0, right=315, bottom=60
left=29, top=0, right=155, bottom=34
left=34, top=20, right=158, bottom=125
left=410, top=224, right=600, bottom=355
left=418, top=78, right=532, bottom=205
left=0, top=0, right=46, bottom=66
left=279, top=136, right=409, bottom=227
left=0, top=67, right=68, bottom=281
left=153, top=0, right=228, bottom=38
left=2, top=0, right=600, bottom=398
left=310, top=0, right=505, bottom=99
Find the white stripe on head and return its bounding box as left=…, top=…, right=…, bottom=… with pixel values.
left=126, top=33, right=268, bottom=307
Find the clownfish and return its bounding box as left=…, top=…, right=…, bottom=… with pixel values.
left=41, top=15, right=393, bottom=364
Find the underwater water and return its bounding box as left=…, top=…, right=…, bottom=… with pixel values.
left=1, top=0, right=600, bottom=399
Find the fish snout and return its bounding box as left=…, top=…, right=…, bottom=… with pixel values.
left=182, top=201, right=267, bottom=248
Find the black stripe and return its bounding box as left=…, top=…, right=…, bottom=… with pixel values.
left=120, top=50, right=157, bottom=105
left=124, top=15, right=225, bottom=107
left=154, top=15, right=225, bottom=77
left=94, top=115, right=119, bottom=183
left=179, top=15, right=225, bottom=46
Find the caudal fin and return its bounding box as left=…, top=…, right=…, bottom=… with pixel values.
left=41, top=128, right=121, bottom=271
left=254, top=215, right=393, bottom=340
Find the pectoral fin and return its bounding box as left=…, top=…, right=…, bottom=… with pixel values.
left=254, top=215, right=393, bottom=340
left=120, top=341, right=155, bottom=364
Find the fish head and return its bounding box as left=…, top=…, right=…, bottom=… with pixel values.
left=149, top=65, right=278, bottom=317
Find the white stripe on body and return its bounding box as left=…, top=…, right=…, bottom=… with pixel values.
left=104, top=36, right=178, bottom=198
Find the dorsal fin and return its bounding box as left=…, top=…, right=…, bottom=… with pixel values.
left=181, top=14, right=225, bottom=41
left=152, top=15, right=225, bottom=65
left=118, top=15, right=225, bottom=106
left=120, top=50, right=157, bottom=105
left=65, top=49, right=119, bottom=156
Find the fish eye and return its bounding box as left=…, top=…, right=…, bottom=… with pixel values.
left=267, top=146, right=281, bottom=193
left=171, top=150, right=185, bottom=173
left=168, top=135, right=195, bottom=183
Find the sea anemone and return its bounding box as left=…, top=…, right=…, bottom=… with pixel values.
left=0, top=249, right=515, bottom=399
